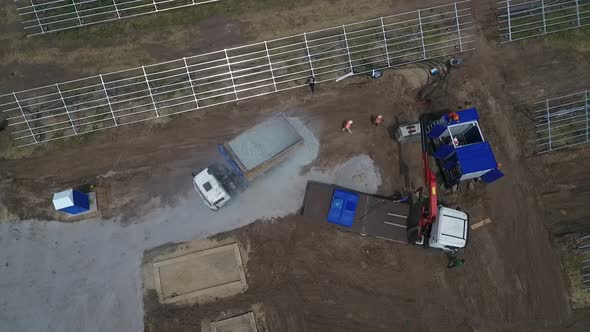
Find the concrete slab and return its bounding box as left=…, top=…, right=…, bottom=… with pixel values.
left=153, top=243, right=247, bottom=304
left=227, top=114, right=302, bottom=171
left=211, top=312, right=257, bottom=332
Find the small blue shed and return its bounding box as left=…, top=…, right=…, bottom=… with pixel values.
left=427, top=108, right=504, bottom=187
left=52, top=189, right=90, bottom=215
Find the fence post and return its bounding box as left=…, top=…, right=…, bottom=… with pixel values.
left=72, top=0, right=83, bottom=26
left=143, top=66, right=160, bottom=116
left=585, top=89, right=589, bottom=143
left=29, top=0, right=44, bottom=34
left=506, top=0, right=513, bottom=41
left=303, top=33, right=315, bottom=77
left=264, top=41, right=278, bottom=92
left=113, top=0, right=121, bottom=18
left=56, top=83, right=78, bottom=134
left=224, top=49, right=239, bottom=100
left=454, top=2, right=463, bottom=52
left=546, top=98, right=552, bottom=151
left=13, top=92, right=37, bottom=143
left=540, top=0, right=547, bottom=33
left=380, top=17, right=391, bottom=67
left=182, top=58, right=199, bottom=109
left=342, top=25, right=354, bottom=73
left=417, top=9, right=427, bottom=59
left=99, top=74, right=118, bottom=126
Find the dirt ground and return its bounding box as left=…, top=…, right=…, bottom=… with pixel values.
left=2, top=0, right=590, bottom=331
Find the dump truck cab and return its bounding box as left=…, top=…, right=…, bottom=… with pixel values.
left=428, top=206, right=468, bottom=251
left=192, top=168, right=231, bottom=211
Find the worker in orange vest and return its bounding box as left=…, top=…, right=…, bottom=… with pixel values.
left=342, top=120, right=353, bottom=133
left=374, top=114, right=383, bottom=126
left=449, top=112, right=460, bottom=123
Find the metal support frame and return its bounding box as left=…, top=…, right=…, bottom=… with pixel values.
left=182, top=58, right=199, bottom=108
left=534, top=89, right=590, bottom=153
left=28, top=0, right=43, bottom=34
left=3, top=1, right=475, bottom=146
left=303, top=32, right=316, bottom=77
left=264, top=41, right=278, bottom=92
left=17, top=0, right=221, bottom=36
left=380, top=17, right=391, bottom=67
left=13, top=92, right=37, bottom=143
left=498, top=0, right=589, bottom=42
left=575, top=0, right=581, bottom=27
left=454, top=2, right=464, bottom=51
left=71, top=0, right=83, bottom=26
left=342, top=25, right=355, bottom=73
left=586, top=89, right=589, bottom=143
left=546, top=98, right=552, bottom=151
left=417, top=9, right=427, bottom=59
left=112, top=0, right=121, bottom=19
left=224, top=49, right=239, bottom=100
left=55, top=83, right=78, bottom=134
left=540, top=0, right=547, bottom=33
left=142, top=66, right=160, bottom=116
left=505, top=0, right=513, bottom=41
left=99, top=74, right=118, bottom=126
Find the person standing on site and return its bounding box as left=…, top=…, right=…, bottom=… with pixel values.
left=446, top=252, right=465, bottom=269
left=342, top=120, right=353, bottom=133
left=306, top=76, right=317, bottom=94
left=448, top=111, right=460, bottom=123
left=374, top=114, right=383, bottom=127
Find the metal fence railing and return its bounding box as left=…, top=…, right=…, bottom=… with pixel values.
left=533, top=89, right=589, bottom=153
left=576, top=235, right=590, bottom=292
left=0, top=1, right=475, bottom=147
left=497, top=0, right=590, bottom=42
left=14, top=0, right=221, bottom=36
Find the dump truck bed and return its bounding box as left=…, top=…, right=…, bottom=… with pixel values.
left=223, top=115, right=302, bottom=180
left=302, top=182, right=413, bottom=244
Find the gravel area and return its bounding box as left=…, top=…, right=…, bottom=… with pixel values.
left=0, top=116, right=382, bottom=332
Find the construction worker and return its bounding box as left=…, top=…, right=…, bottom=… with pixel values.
left=446, top=252, right=465, bottom=269
left=306, top=76, right=317, bottom=94
left=374, top=114, right=383, bottom=127
left=448, top=112, right=460, bottom=123
left=342, top=120, right=353, bottom=133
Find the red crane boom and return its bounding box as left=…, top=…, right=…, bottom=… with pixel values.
left=419, top=118, right=438, bottom=238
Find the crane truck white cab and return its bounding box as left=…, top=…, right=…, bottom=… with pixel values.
left=192, top=168, right=231, bottom=211
left=427, top=206, right=468, bottom=251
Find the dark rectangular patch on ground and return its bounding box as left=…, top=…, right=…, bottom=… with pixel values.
left=302, top=181, right=410, bottom=243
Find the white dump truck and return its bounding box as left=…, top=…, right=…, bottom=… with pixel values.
left=193, top=114, right=303, bottom=210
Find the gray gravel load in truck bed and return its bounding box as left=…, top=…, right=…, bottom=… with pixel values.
left=226, top=115, right=303, bottom=177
